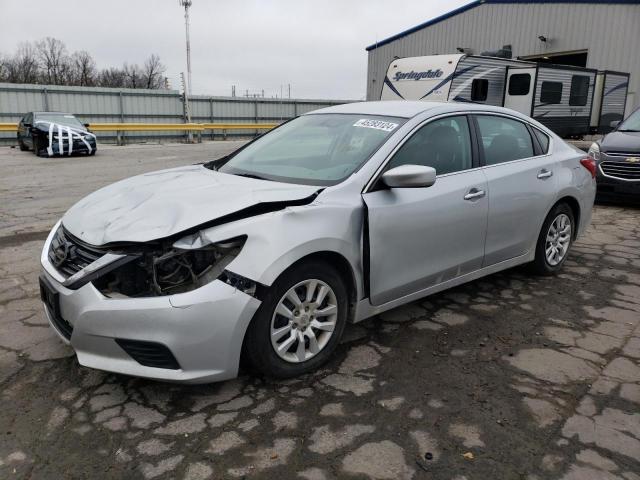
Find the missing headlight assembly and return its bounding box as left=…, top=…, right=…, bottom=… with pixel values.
left=92, top=236, right=253, bottom=298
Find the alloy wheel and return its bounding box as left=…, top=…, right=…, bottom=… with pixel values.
left=545, top=213, right=572, bottom=266
left=270, top=279, right=338, bottom=363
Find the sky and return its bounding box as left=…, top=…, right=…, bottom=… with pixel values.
left=0, top=0, right=470, bottom=100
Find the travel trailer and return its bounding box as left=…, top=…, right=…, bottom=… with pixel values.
left=590, top=70, right=630, bottom=134
left=380, top=54, right=629, bottom=137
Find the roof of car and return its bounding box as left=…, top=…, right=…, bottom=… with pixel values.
left=307, top=100, right=510, bottom=119
left=34, top=112, right=74, bottom=115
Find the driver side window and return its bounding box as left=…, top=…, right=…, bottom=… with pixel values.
left=387, top=116, right=473, bottom=175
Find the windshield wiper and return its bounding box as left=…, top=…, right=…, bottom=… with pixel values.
left=617, top=129, right=640, bottom=132
left=233, top=172, right=272, bottom=181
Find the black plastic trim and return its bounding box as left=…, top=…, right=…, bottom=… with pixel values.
left=115, top=339, right=180, bottom=370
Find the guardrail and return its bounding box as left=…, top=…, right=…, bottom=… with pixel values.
left=0, top=122, right=279, bottom=144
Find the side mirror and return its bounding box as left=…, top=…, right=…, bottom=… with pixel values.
left=381, top=164, right=437, bottom=188
left=23, top=123, right=32, bottom=128
left=610, top=120, right=620, bottom=129
left=84, top=123, right=90, bottom=128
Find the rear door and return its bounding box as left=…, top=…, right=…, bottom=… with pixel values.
left=363, top=115, right=489, bottom=306
left=473, top=114, right=557, bottom=266
left=504, top=67, right=536, bottom=115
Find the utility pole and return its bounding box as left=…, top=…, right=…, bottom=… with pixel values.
left=178, top=1, right=193, bottom=142
left=178, top=0, right=193, bottom=97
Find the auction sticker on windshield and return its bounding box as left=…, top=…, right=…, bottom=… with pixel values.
left=353, top=119, right=399, bottom=132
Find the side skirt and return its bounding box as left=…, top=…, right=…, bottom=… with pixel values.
left=353, top=251, right=533, bottom=322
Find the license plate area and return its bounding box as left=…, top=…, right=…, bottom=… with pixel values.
left=39, top=275, right=60, bottom=318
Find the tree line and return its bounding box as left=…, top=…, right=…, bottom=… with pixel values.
left=0, top=37, right=168, bottom=89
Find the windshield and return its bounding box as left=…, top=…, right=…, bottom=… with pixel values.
left=618, top=108, right=640, bottom=132
left=35, top=113, right=84, bottom=129
left=218, top=114, right=405, bottom=186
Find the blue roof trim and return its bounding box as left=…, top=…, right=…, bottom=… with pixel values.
left=365, top=0, right=640, bottom=51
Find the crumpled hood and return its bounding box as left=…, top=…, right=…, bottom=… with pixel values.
left=62, top=165, right=319, bottom=246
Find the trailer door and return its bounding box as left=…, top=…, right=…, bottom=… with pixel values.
left=504, top=67, right=536, bottom=115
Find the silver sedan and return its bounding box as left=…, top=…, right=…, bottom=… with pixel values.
left=39, top=101, right=596, bottom=383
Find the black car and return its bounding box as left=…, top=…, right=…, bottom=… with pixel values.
left=589, top=107, right=640, bottom=201
left=17, top=112, right=97, bottom=157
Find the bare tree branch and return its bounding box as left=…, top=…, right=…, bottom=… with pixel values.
left=1, top=37, right=168, bottom=89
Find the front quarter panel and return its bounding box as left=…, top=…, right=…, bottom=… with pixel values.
left=174, top=195, right=365, bottom=299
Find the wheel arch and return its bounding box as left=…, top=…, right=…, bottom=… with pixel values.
left=553, top=195, right=581, bottom=240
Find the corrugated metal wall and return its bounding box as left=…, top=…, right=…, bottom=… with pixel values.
left=366, top=3, right=640, bottom=115
left=0, top=83, right=351, bottom=144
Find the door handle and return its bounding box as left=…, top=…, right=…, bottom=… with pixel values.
left=464, top=189, right=486, bottom=201
left=537, top=169, right=553, bottom=179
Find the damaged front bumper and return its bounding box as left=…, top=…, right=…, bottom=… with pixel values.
left=40, top=225, right=261, bottom=384
left=44, top=138, right=97, bottom=156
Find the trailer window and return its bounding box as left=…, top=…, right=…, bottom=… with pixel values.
left=540, top=81, right=563, bottom=104
left=471, top=79, right=488, bottom=102
left=508, top=74, right=531, bottom=96
left=569, top=75, right=590, bottom=106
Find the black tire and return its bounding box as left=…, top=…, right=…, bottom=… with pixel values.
left=18, top=138, right=29, bottom=151
left=528, top=203, right=575, bottom=276
left=32, top=135, right=43, bottom=157
left=243, top=260, right=349, bottom=378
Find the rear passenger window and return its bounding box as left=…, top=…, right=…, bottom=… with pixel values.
left=387, top=116, right=473, bottom=175
left=476, top=115, right=534, bottom=165
left=569, top=75, right=590, bottom=106
left=540, top=81, right=563, bottom=104
left=533, top=128, right=550, bottom=153
left=471, top=79, right=488, bottom=102
left=508, top=74, right=531, bottom=96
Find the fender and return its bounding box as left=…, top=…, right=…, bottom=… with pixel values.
left=173, top=201, right=366, bottom=299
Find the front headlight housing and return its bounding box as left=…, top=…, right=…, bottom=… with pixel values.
left=588, top=142, right=600, bottom=161
left=93, top=236, right=248, bottom=297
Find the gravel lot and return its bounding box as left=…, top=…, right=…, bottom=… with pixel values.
left=1, top=143, right=639, bottom=480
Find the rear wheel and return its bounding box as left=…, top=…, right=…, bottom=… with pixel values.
left=18, top=138, right=29, bottom=151
left=528, top=203, right=574, bottom=275
left=243, top=261, right=348, bottom=378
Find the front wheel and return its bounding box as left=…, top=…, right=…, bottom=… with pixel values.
left=528, top=203, right=574, bottom=275
left=32, top=135, right=44, bottom=157
left=243, top=261, right=348, bottom=378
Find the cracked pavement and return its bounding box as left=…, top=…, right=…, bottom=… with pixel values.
left=1, top=143, right=639, bottom=479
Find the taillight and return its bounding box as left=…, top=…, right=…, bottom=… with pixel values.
left=580, top=158, right=596, bottom=179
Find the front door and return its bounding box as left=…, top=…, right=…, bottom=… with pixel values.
left=363, top=115, right=489, bottom=306
left=504, top=67, right=536, bottom=115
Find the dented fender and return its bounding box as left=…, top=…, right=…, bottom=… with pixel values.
left=173, top=200, right=366, bottom=299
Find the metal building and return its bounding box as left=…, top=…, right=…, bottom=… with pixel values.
left=366, top=0, right=640, bottom=116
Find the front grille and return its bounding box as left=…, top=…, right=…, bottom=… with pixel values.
left=48, top=226, right=104, bottom=278
left=115, top=339, right=181, bottom=370
left=603, top=151, right=638, bottom=157
left=600, top=161, right=640, bottom=181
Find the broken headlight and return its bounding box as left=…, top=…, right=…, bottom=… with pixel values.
left=94, top=236, right=247, bottom=297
